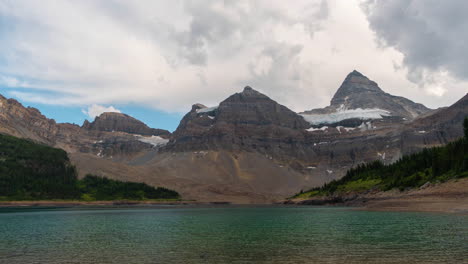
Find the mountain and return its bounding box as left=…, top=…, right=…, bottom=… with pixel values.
left=301, top=70, right=430, bottom=126
left=82, top=112, right=170, bottom=137
left=167, top=86, right=310, bottom=156
left=398, top=93, right=468, bottom=153
left=0, top=70, right=465, bottom=203
left=0, top=95, right=58, bottom=144
left=289, top=122, right=468, bottom=211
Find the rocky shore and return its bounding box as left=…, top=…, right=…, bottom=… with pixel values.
left=285, top=178, right=468, bottom=214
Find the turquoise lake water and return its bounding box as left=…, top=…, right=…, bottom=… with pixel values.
left=0, top=206, right=466, bottom=263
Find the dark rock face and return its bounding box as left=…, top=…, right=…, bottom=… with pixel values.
left=0, top=95, right=58, bottom=144
left=168, top=86, right=311, bottom=158
left=398, top=93, right=468, bottom=154
left=217, top=86, right=310, bottom=129
left=303, top=70, right=430, bottom=120
left=82, top=112, right=170, bottom=137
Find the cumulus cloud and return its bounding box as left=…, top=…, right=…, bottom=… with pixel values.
left=82, top=104, right=121, bottom=119
left=0, top=0, right=465, bottom=114
left=362, top=0, right=468, bottom=96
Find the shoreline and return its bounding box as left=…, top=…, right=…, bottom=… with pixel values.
left=0, top=200, right=201, bottom=208
left=2, top=178, right=467, bottom=214
left=286, top=178, right=468, bottom=214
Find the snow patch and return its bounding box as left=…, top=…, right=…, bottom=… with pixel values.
left=358, top=121, right=374, bottom=131
left=344, top=126, right=356, bottom=132
left=136, top=135, right=169, bottom=147
left=301, top=108, right=390, bottom=125
left=326, top=170, right=333, bottom=174
left=193, top=151, right=208, bottom=157
left=196, top=106, right=218, bottom=113
left=307, top=166, right=316, bottom=169
left=418, top=130, right=426, bottom=134
left=306, top=126, right=328, bottom=132
left=377, top=152, right=386, bottom=160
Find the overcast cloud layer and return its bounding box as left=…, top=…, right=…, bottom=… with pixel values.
left=0, top=0, right=466, bottom=115
left=363, top=0, right=468, bottom=98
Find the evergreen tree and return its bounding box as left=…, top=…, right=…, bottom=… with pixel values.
left=0, top=134, right=180, bottom=201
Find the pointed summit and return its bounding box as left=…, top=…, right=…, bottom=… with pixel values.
left=243, top=86, right=253, bottom=92
left=216, top=86, right=310, bottom=129
left=347, top=69, right=365, bottom=78
left=333, top=70, right=383, bottom=103
left=173, top=85, right=310, bottom=139
left=239, top=85, right=265, bottom=98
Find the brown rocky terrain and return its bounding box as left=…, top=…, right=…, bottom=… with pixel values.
left=0, top=71, right=466, bottom=203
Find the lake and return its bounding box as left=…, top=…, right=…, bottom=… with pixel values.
left=0, top=206, right=466, bottom=263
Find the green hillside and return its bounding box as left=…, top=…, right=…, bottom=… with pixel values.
left=294, top=118, right=468, bottom=199
left=0, top=134, right=179, bottom=201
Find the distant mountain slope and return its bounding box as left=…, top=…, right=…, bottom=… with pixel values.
left=291, top=119, right=468, bottom=203
left=398, top=93, right=468, bottom=153
left=82, top=112, right=170, bottom=137
left=0, top=95, right=59, bottom=144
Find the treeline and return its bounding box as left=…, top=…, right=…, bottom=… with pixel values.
left=295, top=118, right=468, bottom=198
left=0, top=134, right=180, bottom=201
left=78, top=175, right=180, bottom=201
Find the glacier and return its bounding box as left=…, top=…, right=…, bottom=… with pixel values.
left=301, top=108, right=390, bottom=125
left=136, top=135, right=169, bottom=146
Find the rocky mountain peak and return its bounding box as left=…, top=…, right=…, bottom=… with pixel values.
left=216, top=86, right=309, bottom=129
left=243, top=86, right=253, bottom=92
left=331, top=70, right=383, bottom=105
left=241, top=86, right=261, bottom=95
left=170, top=86, right=310, bottom=152
left=82, top=112, right=170, bottom=137
left=302, top=70, right=430, bottom=121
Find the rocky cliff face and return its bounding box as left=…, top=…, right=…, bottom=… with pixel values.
left=166, top=86, right=311, bottom=160
left=82, top=112, right=170, bottom=137
left=0, top=95, right=59, bottom=144
left=397, top=93, right=468, bottom=154
left=0, top=95, right=167, bottom=160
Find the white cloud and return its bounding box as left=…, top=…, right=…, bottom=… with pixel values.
left=0, top=0, right=465, bottom=114
left=0, top=74, right=29, bottom=87
left=82, top=104, right=121, bottom=119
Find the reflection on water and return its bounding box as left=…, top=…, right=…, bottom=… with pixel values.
left=0, top=206, right=466, bottom=263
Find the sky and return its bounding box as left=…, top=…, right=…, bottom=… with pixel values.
left=0, top=0, right=467, bottom=131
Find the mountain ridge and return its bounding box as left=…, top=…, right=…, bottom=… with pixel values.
left=0, top=71, right=465, bottom=203
left=82, top=112, right=171, bottom=137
